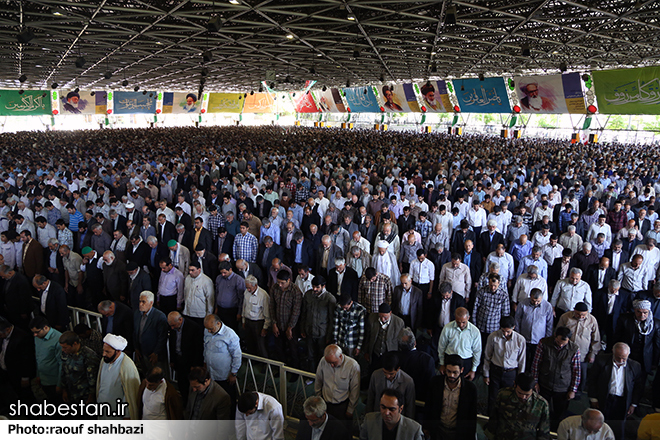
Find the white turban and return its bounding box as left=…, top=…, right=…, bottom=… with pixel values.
left=377, top=240, right=389, bottom=249
left=103, top=333, right=128, bottom=351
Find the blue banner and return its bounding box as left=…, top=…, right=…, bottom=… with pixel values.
left=342, top=87, right=381, bottom=113
left=113, top=91, right=157, bottom=114
left=455, top=77, right=511, bottom=113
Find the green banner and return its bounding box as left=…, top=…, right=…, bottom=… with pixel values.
left=593, top=66, right=660, bottom=114
left=0, top=90, right=51, bottom=116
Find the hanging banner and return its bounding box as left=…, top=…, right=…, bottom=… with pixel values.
left=514, top=73, right=585, bottom=114
left=207, top=93, right=244, bottom=113
left=242, top=92, right=275, bottom=113
left=454, top=77, right=511, bottom=113
left=342, top=87, right=381, bottom=113
left=59, top=90, right=107, bottom=115
left=162, top=92, right=202, bottom=114
left=113, top=91, right=157, bottom=114
left=316, top=88, right=346, bottom=113
left=592, top=66, right=660, bottom=115
left=418, top=81, right=452, bottom=113
left=0, top=90, right=51, bottom=116
left=291, top=91, right=319, bottom=113
left=381, top=84, right=420, bottom=112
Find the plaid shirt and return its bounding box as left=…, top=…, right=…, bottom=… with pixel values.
left=57, top=227, right=74, bottom=250
left=472, top=285, right=510, bottom=334
left=606, top=210, right=627, bottom=234
left=233, top=231, right=258, bottom=263
left=295, top=186, right=310, bottom=204
left=415, top=219, right=433, bottom=240
left=358, top=273, right=393, bottom=313
left=333, top=302, right=366, bottom=350
left=531, top=340, right=581, bottom=393
left=207, top=213, right=226, bottom=239
left=269, top=282, right=303, bottom=329
left=285, top=182, right=296, bottom=200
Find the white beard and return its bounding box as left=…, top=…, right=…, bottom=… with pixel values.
left=69, top=101, right=79, bottom=109
left=528, top=95, right=543, bottom=110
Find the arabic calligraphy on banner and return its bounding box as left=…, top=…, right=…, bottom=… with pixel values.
left=60, top=90, right=107, bottom=115
left=514, top=73, right=585, bottom=114
left=207, top=93, right=244, bottom=113
left=292, top=91, right=320, bottom=113
left=242, top=93, right=275, bottom=113
left=316, top=88, right=346, bottom=113
left=0, top=90, right=51, bottom=116
left=342, top=87, right=381, bottom=113
left=418, top=81, right=452, bottom=113
left=113, top=91, right=157, bottom=114
left=592, top=66, right=660, bottom=114
left=455, top=77, right=511, bottom=113
left=162, top=92, right=202, bottom=114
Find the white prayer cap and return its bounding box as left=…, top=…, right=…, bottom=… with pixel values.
left=103, top=333, right=128, bottom=351
left=126, top=202, right=135, bottom=209
left=377, top=240, right=389, bottom=249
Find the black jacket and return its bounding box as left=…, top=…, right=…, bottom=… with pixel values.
left=614, top=314, right=660, bottom=372
left=128, top=268, right=152, bottom=311
left=326, top=267, right=360, bottom=303
left=588, top=352, right=644, bottom=411
left=400, top=348, right=436, bottom=403
left=295, top=413, right=350, bottom=440
left=2, top=326, right=36, bottom=388
left=424, top=375, right=478, bottom=440
left=101, top=301, right=134, bottom=350
left=257, top=243, right=285, bottom=273
left=392, top=284, right=424, bottom=330
left=157, top=221, right=178, bottom=244
left=41, top=280, right=70, bottom=330
left=477, top=231, right=505, bottom=258
left=168, top=317, right=205, bottom=370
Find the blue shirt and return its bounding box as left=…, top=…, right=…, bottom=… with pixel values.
left=464, top=251, right=472, bottom=268
left=203, top=324, right=242, bottom=381
left=295, top=242, right=303, bottom=264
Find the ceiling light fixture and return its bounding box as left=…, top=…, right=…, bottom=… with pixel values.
left=445, top=6, right=457, bottom=25
left=75, top=56, right=86, bottom=68
left=521, top=44, right=531, bottom=57
left=286, top=34, right=294, bottom=40
left=122, top=80, right=129, bottom=87
left=207, top=16, right=222, bottom=32
left=229, top=0, right=240, bottom=4
left=347, top=14, right=356, bottom=21
left=16, top=29, right=35, bottom=44
left=18, top=74, right=27, bottom=83
left=51, top=82, right=58, bottom=89
left=134, top=86, right=139, bottom=92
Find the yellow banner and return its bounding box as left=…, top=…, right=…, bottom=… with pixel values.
left=242, top=93, right=275, bottom=113
left=207, top=93, right=244, bottom=114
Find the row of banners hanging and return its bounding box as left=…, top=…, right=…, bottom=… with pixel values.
left=0, top=65, right=658, bottom=117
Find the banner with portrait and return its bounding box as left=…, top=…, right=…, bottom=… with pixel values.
left=162, top=92, right=202, bottom=114
left=454, top=77, right=511, bottom=113
left=242, top=92, right=275, bottom=113
left=380, top=84, right=420, bottom=113
left=113, top=91, right=157, bottom=114
left=292, top=91, right=320, bottom=113
left=514, top=73, right=585, bottom=114
left=592, top=66, right=660, bottom=115
left=58, top=90, right=107, bottom=115
left=316, top=88, right=346, bottom=113
left=418, top=81, right=452, bottom=113
left=342, top=87, right=381, bottom=113
left=206, top=93, right=244, bottom=113
left=0, top=90, right=51, bottom=116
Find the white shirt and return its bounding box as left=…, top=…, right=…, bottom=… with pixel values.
left=439, top=298, right=452, bottom=327
left=551, top=279, right=593, bottom=312
left=512, top=274, right=548, bottom=304
left=557, top=414, right=615, bottom=440
left=609, top=361, right=625, bottom=397
left=235, top=392, right=284, bottom=440
left=542, top=243, right=564, bottom=266
left=611, top=250, right=623, bottom=272
left=142, top=379, right=167, bottom=420
left=40, top=281, right=51, bottom=314
left=410, top=258, right=435, bottom=284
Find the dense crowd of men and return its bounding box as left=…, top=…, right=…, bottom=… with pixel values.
left=1, top=125, right=660, bottom=439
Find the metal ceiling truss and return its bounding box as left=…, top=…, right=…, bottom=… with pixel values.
left=1, top=0, right=658, bottom=92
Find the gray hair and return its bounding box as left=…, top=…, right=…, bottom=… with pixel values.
left=527, top=265, right=539, bottom=275
left=98, top=300, right=114, bottom=312
left=323, top=344, right=342, bottom=358
left=245, top=275, right=259, bottom=287
left=531, top=246, right=541, bottom=254
left=581, top=408, right=605, bottom=424
left=47, top=237, right=59, bottom=246
left=303, top=396, right=327, bottom=418
left=334, top=257, right=345, bottom=266
left=321, top=235, right=331, bottom=244
left=139, top=290, right=155, bottom=303
left=583, top=242, right=592, bottom=251
left=92, top=224, right=102, bottom=231
left=489, top=262, right=500, bottom=272
left=146, top=236, right=158, bottom=245
left=398, top=327, right=416, bottom=351
left=569, top=267, right=582, bottom=276
left=568, top=225, right=576, bottom=232
left=612, top=342, right=630, bottom=355
left=609, top=279, right=621, bottom=290
left=487, top=219, right=497, bottom=227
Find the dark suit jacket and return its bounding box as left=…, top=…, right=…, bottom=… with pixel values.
left=585, top=264, right=616, bottom=296
left=22, top=238, right=43, bottom=279
left=366, top=313, right=405, bottom=356
left=111, top=215, right=128, bottom=236
left=196, top=251, right=219, bottom=282
left=548, top=257, right=573, bottom=293
left=451, top=229, right=476, bottom=255
left=252, top=200, right=273, bottom=219
left=133, top=306, right=168, bottom=357
left=41, top=280, right=70, bottom=330
left=424, top=375, right=478, bottom=440
left=603, top=249, right=630, bottom=270
left=157, top=221, right=177, bottom=244
left=614, top=315, right=660, bottom=372
left=1, top=272, right=34, bottom=325
left=464, top=251, right=483, bottom=287
left=326, top=267, right=360, bottom=303
left=392, top=285, right=424, bottom=330
left=101, top=301, right=134, bottom=350
left=285, top=239, right=315, bottom=269
left=314, top=244, right=343, bottom=275
left=176, top=212, right=192, bottom=231
left=3, top=326, right=36, bottom=388
left=257, top=243, right=284, bottom=272
left=126, top=241, right=151, bottom=268
left=593, top=287, right=631, bottom=338
left=434, top=293, right=466, bottom=329
left=128, top=268, right=152, bottom=311
left=237, top=262, right=265, bottom=289
left=400, top=348, right=436, bottom=403
left=168, top=317, right=204, bottom=370
left=477, top=231, right=505, bottom=258
left=184, top=380, right=231, bottom=420
left=588, top=352, right=644, bottom=410
left=44, top=247, right=66, bottom=286
left=192, top=228, right=213, bottom=253
left=215, top=234, right=234, bottom=258
left=295, top=413, right=349, bottom=440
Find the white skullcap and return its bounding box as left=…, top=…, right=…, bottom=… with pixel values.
left=103, top=333, right=128, bottom=351
left=125, top=202, right=135, bottom=209
left=377, top=240, right=389, bottom=249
